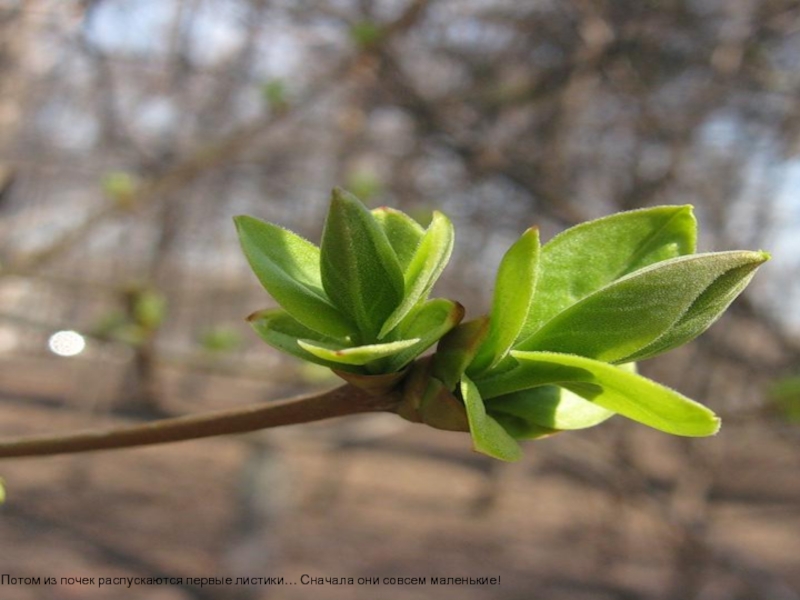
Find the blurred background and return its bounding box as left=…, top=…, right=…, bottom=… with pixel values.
left=1, top=0, right=799, bottom=598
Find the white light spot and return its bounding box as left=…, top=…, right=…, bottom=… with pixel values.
left=48, top=330, right=86, bottom=357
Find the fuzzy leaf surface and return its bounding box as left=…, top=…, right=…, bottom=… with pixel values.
left=486, top=363, right=635, bottom=436
left=372, top=207, right=425, bottom=272
left=507, top=351, right=720, bottom=436
left=519, top=206, right=697, bottom=342
left=384, top=299, right=464, bottom=372
left=517, top=251, right=769, bottom=363
left=298, top=338, right=420, bottom=366
left=235, top=216, right=350, bottom=338
left=380, top=211, right=454, bottom=338
left=320, top=189, right=404, bottom=340
left=247, top=308, right=356, bottom=371
left=621, top=259, right=768, bottom=362
left=469, top=227, right=540, bottom=374
left=461, top=374, right=523, bottom=461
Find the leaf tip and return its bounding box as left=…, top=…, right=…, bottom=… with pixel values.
left=232, top=214, right=249, bottom=234
left=710, top=415, right=722, bottom=435
left=245, top=309, right=265, bottom=323
left=331, top=186, right=363, bottom=207
left=451, top=300, right=466, bottom=323
left=246, top=308, right=280, bottom=324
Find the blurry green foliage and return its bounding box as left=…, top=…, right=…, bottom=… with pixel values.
left=769, top=376, right=800, bottom=423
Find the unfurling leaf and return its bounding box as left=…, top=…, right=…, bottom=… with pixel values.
left=433, top=317, right=490, bottom=391
left=488, top=385, right=615, bottom=433
left=321, top=188, right=404, bottom=340
left=298, top=338, right=420, bottom=367
left=235, top=215, right=350, bottom=338
left=516, top=251, right=769, bottom=363
left=372, top=206, right=425, bottom=271
left=621, top=259, right=768, bottom=362
left=485, top=363, right=635, bottom=437
left=379, top=211, right=454, bottom=338
left=384, top=299, right=464, bottom=372
left=507, top=351, right=720, bottom=437
left=469, top=227, right=540, bottom=374
left=520, top=205, right=697, bottom=342
left=247, top=308, right=358, bottom=371
left=461, top=374, right=522, bottom=462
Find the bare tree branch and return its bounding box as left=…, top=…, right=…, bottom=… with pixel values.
left=0, top=384, right=402, bottom=459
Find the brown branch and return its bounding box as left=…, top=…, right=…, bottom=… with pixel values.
left=0, top=384, right=403, bottom=459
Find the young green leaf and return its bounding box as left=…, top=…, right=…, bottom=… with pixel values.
left=247, top=308, right=357, bottom=371
left=478, top=350, right=628, bottom=398
left=490, top=412, right=560, bottom=441
left=235, top=215, right=351, bottom=338
left=461, top=374, right=523, bottom=461
left=297, top=338, right=420, bottom=366
left=372, top=207, right=425, bottom=272
left=486, top=363, right=636, bottom=434
left=384, top=298, right=464, bottom=372
left=379, top=211, right=455, bottom=338
left=516, top=251, right=769, bottom=364
left=488, top=385, right=616, bottom=432
left=519, top=206, right=697, bottom=342
left=334, top=368, right=409, bottom=395
left=432, top=317, right=490, bottom=390
left=469, top=227, right=540, bottom=374
left=396, top=357, right=469, bottom=430
left=418, top=376, right=471, bottom=431
left=509, top=351, right=720, bottom=437
left=620, top=259, right=768, bottom=362
left=320, top=188, right=405, bottom=340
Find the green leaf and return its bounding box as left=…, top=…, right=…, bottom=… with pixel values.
left=379, top=211, right=455, bottom=338
left=490, top=412, right=559, bottom=441
left=262, top=79, right=288, bottom=110
left=133, top=289, right=167, bottom=329
left=486, top=362, right=635, bottom=435
left=350, top=21, right=383, bottom=47
left=519, top=206, right=697, bottom=342
left=247, top=308, right=358, bottom=371
left=298, top=338, right=420, bottom=366
left=102, top=171, right=138, bottom=208
left=235, top=215, right=351, bottom=338
left=461, top=374, right=523, bottom=462
left=433, top=317, right=490, bottom=391
left=384, top=299, right=464, bottom=372
left=372, top=207, right=425, bottom=271
left=621, top=258, right=769, bottom=362
left=516, top=251, right=769, bottom=363
left=488, top=385, right=615, bottom=433
left=320, top=188, right=405, bottom=340
left=417, top=376, right=471, bottom=431
left=469, top=227, right=540, bottom=374
left=505, top=351, right=720, bottom=436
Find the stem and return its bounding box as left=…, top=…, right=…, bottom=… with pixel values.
left=0, top=384, right=401, bottom=459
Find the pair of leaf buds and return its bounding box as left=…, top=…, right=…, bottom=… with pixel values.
left=236, top=189, right=769, bottom=461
